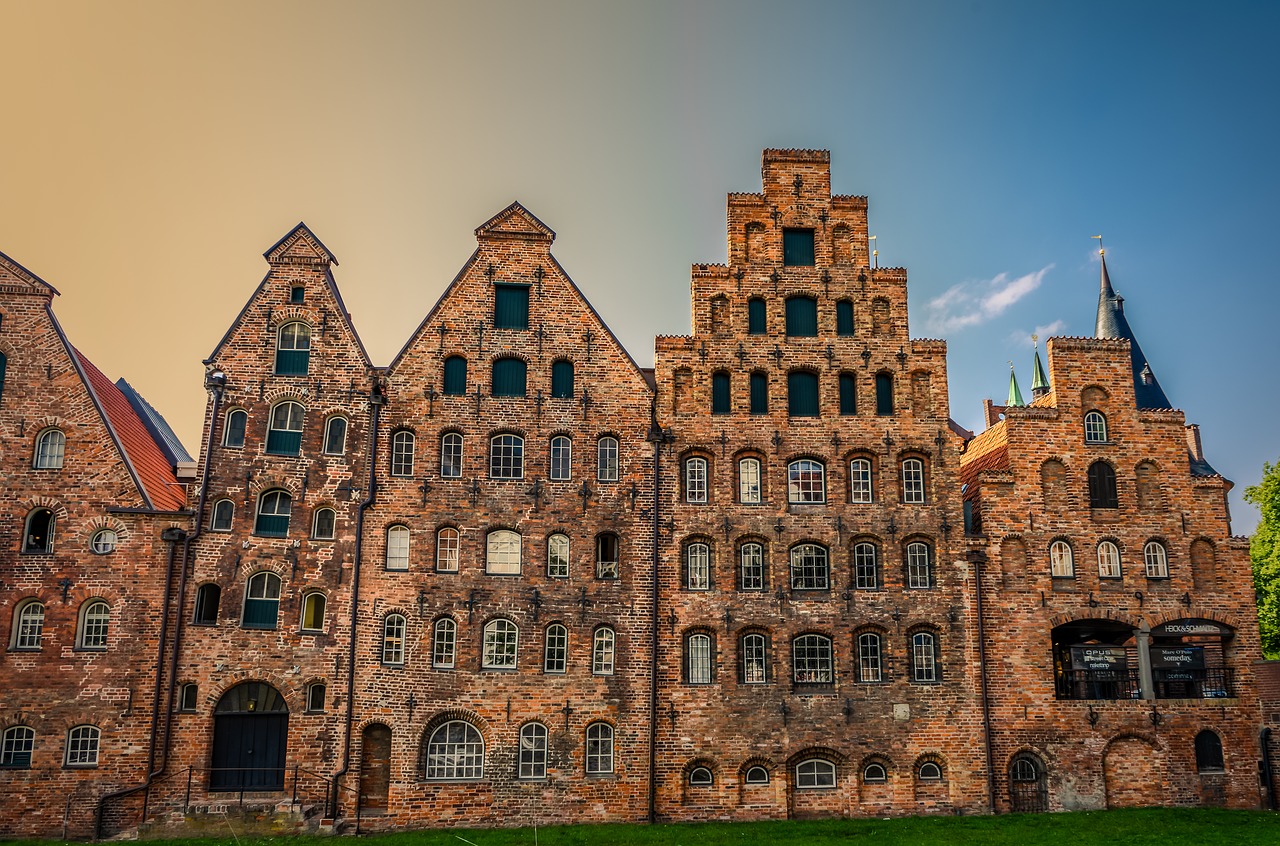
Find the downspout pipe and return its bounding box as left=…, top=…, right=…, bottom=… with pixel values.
left=1261, top=727, right=1277, bottom=810
left=329, top=380, right=383, bottom=819
left=645, top=414, right=671, bottom=825
left=972, top=551, right=997, bottom=813
left=95, top=371, right=224, bottom=838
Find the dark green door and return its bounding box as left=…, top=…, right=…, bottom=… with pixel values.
left=210, top=683, right=288, bottom=791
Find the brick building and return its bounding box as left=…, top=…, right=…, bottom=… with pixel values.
left=0, top=149, right=1271, bottom=837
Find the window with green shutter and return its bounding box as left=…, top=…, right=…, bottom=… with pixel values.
left=254, top=490, right=292, bottom=537
left=494, top=284, right=530, bottom=330
left=551, top=360, right=575, bottom=398
left=788, top=371, right=819, bottom=417
left=443, top=356, right=467, bottom=395
left=875, top=372, right=894, bottom=416
left=839, top=372, right=857, bottom=416
left=265, top=402, right=304, bottom=455
left=712, top=372, right=730, bottom=414
left=836, top=300, right=854, bottom=336
left=785, top=296, right=818, bottom=337
left=275, top=322, right=311, bottom=376
left=748, top=299, right=766, bottom=335
left=492, top=358, right=527, bottom=397
left=750, top=372, right=768, bottom=414
left=242, top=572, right=281, bottom=629
left=783, top=229, right=815, bottom=266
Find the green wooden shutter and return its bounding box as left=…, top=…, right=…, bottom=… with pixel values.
left=265, top=430, right=301, bottom=455
left=783, top=229, right=815, bottom=266
left=785, top=297, right=818, bottom=337
left=494, top=284, right=530, bottom=330
left=750, top=373, right=768, bottom=414
left=275, top=349, right=309, bottom=376
left=551, top=361, right=575, bottom=398
left=836, top=301, right=854, bottom=336
left=839, top=373, right=857, bottom=415
left=788, top=372, right=819, bottom=417
left=242, top=598, right=279, bottom=629
left=492, top=358, right=527, bottom=397
left=712, top=373, right=730, bottom=414
left=443, top=356, right=467, bottom=395
left=875, top=372, right=894, bottom=416
left=748, top=299, right=766, bottom=334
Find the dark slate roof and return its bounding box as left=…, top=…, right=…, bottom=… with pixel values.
left=116, top=378, right=194, bottom=467
left=1093, top=254, right=1173, bottom=409
left=1189, top=453, right=1221, bottom=477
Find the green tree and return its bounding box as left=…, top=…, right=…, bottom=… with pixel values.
left=1245, top=459, right=1280, bottom=658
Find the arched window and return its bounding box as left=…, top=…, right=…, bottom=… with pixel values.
left=265, top=401, right=304, bottom=455
left=390, top=430, right=416, bottom=476
left=592, top=627, right=615, bottom=675
left=383, top=614, right=407, bottom=665
left=90, top=528, right=118, bottom=554
left=543, top=623, right=568, bottom=673
left=875, top=372, right=894, bottom=416
left=597, top=436, right=619, bottom=481
left=519, top=723, right=548, bottom=779
left=853, top=542, right=879, bottom=589
left=432, top=618, right=456, bottom=668
left=489, top=433, right=524, bottom=479
left=442, top=355, right=468, bottom=395
left=306, top=683, right=326, bottom=713
left=482, top=619, right=519, bottom=669
left=1097, top=540, right=1122, bottom=578
left=300, top=592, right=326, bottom=632
left=223, top=409, right=248, bottom=448
left=836, top=299, right=855, bottom=335
left=1088, top=461, right=1118, bottom=509
left=1195, top=730, right=1224, bottom=772
left=551, top=360, right=575, bottom=399
left=486, top=529, right=521, bottom=574
left=11, top=600, right=45, bottom=650
left=312, top=507, right=336, bottom=540
left=739, top=542, right=764, bottom=590
left=440, top=432, right=463, bottom=478
left=65, top=725, right=100, bottom=767
left=1, top=726, right=35, bottom=768
left=585, top=722, right=614, bottom=773
left=711, top=371, right=730, bottom=414
left=596, top=533, right=619, bottom=579
left=385, top=525, right=410, bottom=571
left=748, top=298, right=767, bottom=334
left=242, top=572, right=282, bottom=629
left=211, top=499, right=234, bottom=532
left=918, top=761, right=944, bottom=781
left=785, top=295, right=818, bottom=336
left=740, top=632, right=768, bottom=684
left=795, top=757, right=836, bottom=788
left=901, top=457, right=926, bottom=503
left=792, top=633, right=833, bottom=684
left=436, top=527, right=460, bottom=572
left=193, top=584, right=220, bottom=625
left=686, top=632, right=713, bottom=684
left=323, top=417, right=348, bottom=455
left=23, top=508, right=55, bottom=553
left=739, top=457, right=762, bottom=504
left=424, top=721, right=483, bottom=780
left=1084, top=411, right=1108, bottom=443
left=839, top=372, right=857, bottom=415
left=906, top=541, right=933, bottom=588
left=1044, top=540, right=1073, bottom=577
left=254, top=490, right=292, bottom=537
left=749, top=371, right=768, bottom=414
left=685, top=456, right=708, bottom=503
left=491, top=357, right=527, bottom=397
left=850, top=457, right=874, bottom=503
left=788, top=371, right=819, bottom=417
left=275, top=322, right=311, bottom=375
left=744, top=765, right=770, bottom=784
left=790, top=543, right=829, bottom=590
left=550, top=435, right=572, bottom=481
left=788, top=459, right=826, bottom=503
left=911, top=632, right=938, bottom=682
left=863, top=762, right=888, bottom=783
left=547, top=533, right=570, bottom=578
left=685, top=542, right=711, bottom=590
left=857, top=631, right=883, bottom=681
left=178, top=682, right=199, bottom=712
left=1144, top=540, right=1169, bottom=578
left=689, top=766, right=713, bottom=785
left=34, top=429, right=65, bottom=469
left=77, top=600, right=110, bottom=649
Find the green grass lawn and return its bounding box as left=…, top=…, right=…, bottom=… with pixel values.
left=25, top=808, right=1278, bottom=846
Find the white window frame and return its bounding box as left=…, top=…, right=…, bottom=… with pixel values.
left=90, top=529, right=118, bottom=554
left=850, top=458, right=873, bottom=503
left=547, top=533, right=570, bottom=578
left=34, top=428, right=66, bottom=469
left=1144, top=541, right=1169, bottom=578
left=424, top=721, right=483, bottom=780
left=312, top=507, right=336, bottom=540
left=382, top=614, right=406, bottom=665
left=1097, top=540, right=1122, bottom=578
left=300, top=592, right=326, bottom=632
left=391, top=431, right=416, bottom=477
left=486, top=529, right=521, bottom=575
left=386, top=525, right=410, bottom=571
left=13, top=600, right=44, bottom=650
left=741, top=632, right=767, bottom=684
left=597, top=437, right=619, bottom=482
left=77, top=600, right=110, bottom=650
left=906, top=541, right=933, bottom=589
left=550, top=435, right=572, bottom=481
left=739, top=457, right=762, bottom=504
left=585, top=722, right=614, bottom=774
left=854, top=542, right=878, bottom=589
left=901, top=457, right=925, bottom=504
left=482, top=619, right=519, bottom=669
left=2, top=726, right=35, bottom=768
left=911, top=632, right=938, bottom=682
left=858, top=632, right=883, bottom=682
left=686, top=542, right=711, bottom=590
left=792, top=633, right=833, bottom=684
left=432, top=618, right=457, bottom=668
left=592, top=626, right=615, bottom=675
left=436, top=527, right=459, bottom=572
left=65, top=725, right=100, bottom=767
left=789, top=543, right=829, bottom=590
left=518, top=722, right=548, bottom=780
left=739, top=542, right=764, bottom=591
left=211, top=499, right=234, bottom=532
left=543, top=623, right=568, bottom=674
left=440, top=432, right=463, bottom=478
left=323, top=417, right=348, bottom=455
left=795, top=758, right=836, bottom=789
left=685, top=457, right=708, bottom=503
left=1084, top=410, right=1108, bottom=443
left=489, top=434, right=524, bottom=480
left=787, top=459, right=826, bottom=504
left=1050, top=540, right=1075, bottom=577
left=687, top=633, right=713, bottom=684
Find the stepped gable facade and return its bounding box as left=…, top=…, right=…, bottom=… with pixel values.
left=0, top=149, right=1272, bottom=837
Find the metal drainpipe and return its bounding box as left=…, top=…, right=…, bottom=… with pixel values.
left=95, top=374, right=223, bottom=838
left=1261, top=727, right=1277, bottom=810
left=646, top=421, right=664, bottom=824
left=973, top=553, right=997, bottom=813
left=329, top=382, right=382, bottom=819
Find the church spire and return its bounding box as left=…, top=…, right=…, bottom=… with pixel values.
left=1030, top=334, right=1050, bottom=398
left=1092, top=243, right=1172, bottom=409
left=1007, top=362, right=1025, bottom=408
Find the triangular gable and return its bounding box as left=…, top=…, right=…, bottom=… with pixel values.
left=263, top=222, right=339, bottom=266
left=474, top=201, right=556, bottom=243
left=0, top=249, right=59, bottom=296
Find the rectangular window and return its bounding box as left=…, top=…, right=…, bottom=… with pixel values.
left=792, top=635, right=833, bottom=684
left=686, top=544, right=710, bottom=590
left=739, top=458, right=762, bottom=504
left=748, top=299, right=766, bottom=334
left=783, top=229, right=815, bottom=266
left=741, top=634, right=767, bottom=684
left=850, top=459, right=873, bottom=503
left=686, top=458, right=708, bottom=504
left=901, top=459, right=925, bottom=503
left=858, top=634, right=883, bottom=682
left=854, top=544, right=879, bottom=589
left=550, top=437, right=571, bottom=481
left=836, top=300, right=854, bottom=335
left=597, top=438, right=619, bottom=481
left=494, top=284, right=530, bottom=330
left=490, top=435, right=524, bottom=479
left=687, top=635, right=712, bottom=684
left=785, top=297, right=818, bottom=337
left=383, top=616, right=406, bottom=665
left=486, top=530, right=522, bottom=575
left=436, top=529, right=460, bottom=572
left=544, top=626, right=567, bottom=673
left=547, top=534, right=570, bottom=578
left=712, top=373, right=730, bottom=415
left=839, top=373, right=857, bottom=415
left=912, top=634, right=938, bottom=682
left=739, top=544, right=764, bottom=590
left=749, top=372, right=768, bottom=414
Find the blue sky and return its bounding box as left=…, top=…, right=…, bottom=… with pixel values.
left=1, top=0, right=1276, bottom=530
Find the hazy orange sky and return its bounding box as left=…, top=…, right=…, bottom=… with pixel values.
left=3, top=1, right=1277, bottom=531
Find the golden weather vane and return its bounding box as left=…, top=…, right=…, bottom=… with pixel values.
left=1091, top=234, right=1104, bottom=256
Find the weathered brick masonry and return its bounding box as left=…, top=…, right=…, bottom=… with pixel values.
left=0, top=149, right=1270, bottom=837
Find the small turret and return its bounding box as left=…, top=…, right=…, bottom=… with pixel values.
left=1030, top=334, right=1050, bottom=399
left=1093, top=248, right=1172, bottom=409
left=1007, top=361, right=1025, bottom=408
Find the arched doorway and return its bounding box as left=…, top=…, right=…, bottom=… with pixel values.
left=1009, top=753, right=1048, bottom=812
left=211, top=682, right=288, bottom=791
left=359, top=724, right=392, bottom=811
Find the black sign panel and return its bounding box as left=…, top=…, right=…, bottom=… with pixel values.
left=1071, top=646, right=1128, bottom=671
left=1151, top=646, right=1205, bottom=680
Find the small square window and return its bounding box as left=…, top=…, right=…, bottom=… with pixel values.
left=783, top=229, right=815, bottom=266
left=290, top=286, right=305, bottom=304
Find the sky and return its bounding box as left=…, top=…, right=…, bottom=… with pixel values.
left=1, top=1, right=1277, bottom=533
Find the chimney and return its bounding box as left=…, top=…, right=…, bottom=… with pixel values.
left=1185, top=425, right=1205, bottom=464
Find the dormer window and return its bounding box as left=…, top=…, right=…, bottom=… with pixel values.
left=783, top=229, right=815, bottom=266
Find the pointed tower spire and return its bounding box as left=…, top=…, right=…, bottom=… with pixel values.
left=1091, top=241, right=1172, bottom=409
left=1007, top=361, right=1025, bottom=407
left=1030, top=334, right=1050, bottom=399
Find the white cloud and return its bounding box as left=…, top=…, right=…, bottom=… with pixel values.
left=1008, top=319, right=1068, bottom=347
left=924, top=265, right=1053, bottom=335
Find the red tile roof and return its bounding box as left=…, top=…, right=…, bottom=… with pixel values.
left=959, top=422, right=1010, bottom=496
left=75, top=349, right=188, bottom=512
